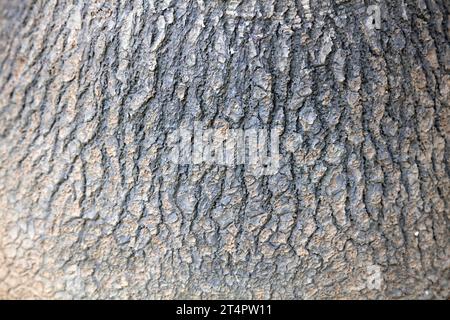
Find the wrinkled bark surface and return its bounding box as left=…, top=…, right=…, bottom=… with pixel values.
left=0, top=0, right=449, bottom=299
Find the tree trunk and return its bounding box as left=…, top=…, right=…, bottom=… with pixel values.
left=0, top=0, right=448, bottom=299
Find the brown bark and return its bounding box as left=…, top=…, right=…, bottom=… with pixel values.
left=0, top=0, right=448, bottom=299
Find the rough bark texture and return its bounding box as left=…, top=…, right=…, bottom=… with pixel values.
left=0, top=0, right=449, bottom=299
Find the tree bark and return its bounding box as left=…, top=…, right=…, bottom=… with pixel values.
left=0, top=0, right=448, bottom=299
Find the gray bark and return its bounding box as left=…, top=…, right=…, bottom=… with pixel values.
left=0, top=0, right=449, bottom=299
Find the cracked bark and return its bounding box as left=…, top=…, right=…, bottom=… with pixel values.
left=0, top=0, right=448, bottom=299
